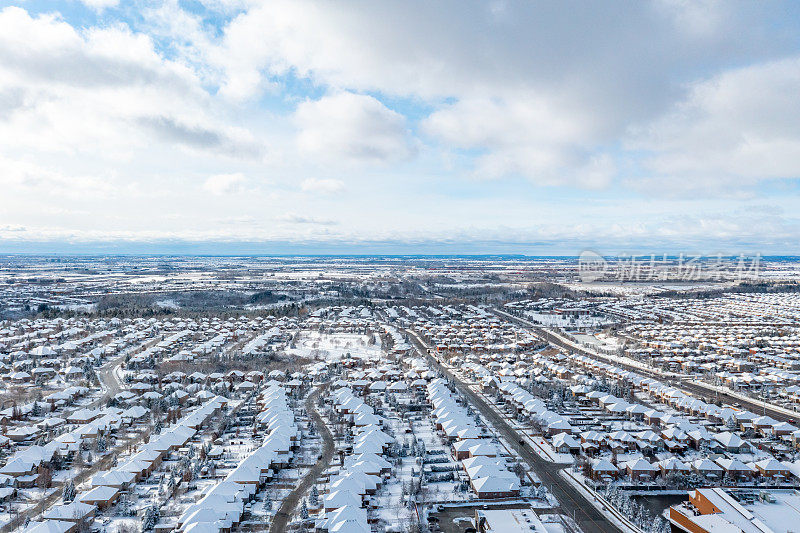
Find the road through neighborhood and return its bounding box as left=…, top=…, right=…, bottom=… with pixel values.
left=270, top=384, right=334, bottom=533
left=492, top=308, right=798, bottom=424
left=405, top=329, right=623, bottom=533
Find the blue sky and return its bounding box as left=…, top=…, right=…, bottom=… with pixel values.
left=1, top=0, right=800, bottom=255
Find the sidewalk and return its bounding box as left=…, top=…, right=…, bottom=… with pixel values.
left=559, top=469, right=644, bottom=533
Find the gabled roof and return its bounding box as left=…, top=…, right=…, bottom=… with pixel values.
left=625, top=458, right=658, bottom=471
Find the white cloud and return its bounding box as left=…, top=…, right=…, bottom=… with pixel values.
left=277, top=213, right=337, bottom=226
left=0, top=224, right=26, bottom=232
left=0, top=7, right=193, bottom=91
left=79, top=0, right=120, bottom=11
left=202, top=173, right=246, bottom=195
left=0, top=156, right=116, bottom=199
left=294, top=92, right=415, bottom=164
left=211, top=1, right=790, bottom=188
left=301, top=178, right=345, bottom=194
left=213, top=215, right=258, bottom=225
left=423, top=97, right=613, bottom=186
left=0, top=7, right=263, bottom=159
left=631, top=56, right=800, bottom=191
left=217, top=0, right=705, bottom=101
left=1, top=2, right=799, bottom=252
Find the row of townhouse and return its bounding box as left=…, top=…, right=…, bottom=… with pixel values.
left=316, top=386, right=396, bottom=533
left=427, top=379, right=521, bottom=499
left=175, top=385, right=299, bottom=532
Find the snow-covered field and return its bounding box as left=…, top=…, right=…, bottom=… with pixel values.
left=524, top=311, right=615, bottom=329
left=286, top=332, right=383, bottom=362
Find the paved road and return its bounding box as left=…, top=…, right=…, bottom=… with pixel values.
left=5, top=337, right=166, bottom=530
left=91, top=335, right=162, bottom=408
left=270, top=384, right=334, bottom=533
left=405, top=330, right=621, bottom=533
left=96, top=355, right=125, bottom=399
left=492, top=308, right=799, bottom=424
left=1, top=428, right=145, bottom=533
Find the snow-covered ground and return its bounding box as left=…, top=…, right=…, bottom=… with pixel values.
left=286, top=332, right=383, bottom=362
left=524, top=311, right=615, bottom=329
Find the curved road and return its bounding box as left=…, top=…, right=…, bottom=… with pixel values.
left=0, top=427, right=144, bottom=533
left=96, top=354, right=125, bottom=400
left=2, top=338, right=159, bottom=531
left=270, top=384, right=334, bottom=533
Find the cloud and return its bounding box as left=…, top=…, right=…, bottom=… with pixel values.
left=0, top=224, right=26, bottom=232
left=0, top=7, right=263, bottom=160
left=0, top=156, right=116, bottom=199
left=0, top=88, right=26, bottom=120
left=630, top=55, right=800, bottom=192
left=213, top=215, right=258, bottom=225
left=5, top=206, right=799, bottom=255
left=423, top=97, right=614, bottom=186
left=301, top=178, right=345, bottom=194
left=79, top=0, right=120, bottom=11
left=294, top=92, right=416, bottom=164
left=202, top=173, right=246, bottom=195
left=277, top=213, right=338, bottom=226
left=2, top=2, right=800, bottom=252
left=137, top=116, right=264, bottom=159
left=216, top=1, right=787, bottom=103
left=212, top=0, right=796, bottom=187
left=0, top=8, right=195, bottom=91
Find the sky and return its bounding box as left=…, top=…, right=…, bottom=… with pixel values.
left=1, top=0, right=800, bottom=256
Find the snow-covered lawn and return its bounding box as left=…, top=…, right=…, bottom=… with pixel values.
left=286, top=332, right=383, bottom=363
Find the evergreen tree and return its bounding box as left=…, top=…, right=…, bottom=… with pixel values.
left=622, top=498, right=635, bottom=518
left=608, top=485, right=621, bottom=506
left=118, top=494, right=135, bottom=517
left=634, top=504, right=646, bottom=527
left=143, top=505, right=160, bottom=530
left=647, top=518, right=664, bottom=533
left=62, top=480, right=76, bottom=503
